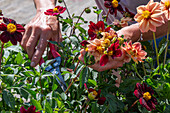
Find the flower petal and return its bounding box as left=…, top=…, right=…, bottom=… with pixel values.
left=20, top=106, right=27, bottom=113
left=100, top=54, right=109, bottom=66
left=0, top=23, right=7, bottom=31
left=0, top=31, right=10, bottom=43
left=97, top=97, right=106, bottom=105
left=27, top=105, right=36, bottom=112
left=16, top=24, right=25, bottom=32
left=139, top=97, right=152, bottom=111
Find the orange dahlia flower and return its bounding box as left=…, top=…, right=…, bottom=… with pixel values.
left=122, top=41, right=147, bottom=64
left=134, top=0, right=165, bottom=32
left=160, top=0, right=170, bottom=20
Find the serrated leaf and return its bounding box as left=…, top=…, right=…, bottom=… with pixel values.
left=2, top=90, right=15, bottom=109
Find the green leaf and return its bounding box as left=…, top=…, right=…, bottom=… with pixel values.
left=45, top=101, right=53, bottom=113
left=94, top=9, right=103, bottom=15
left=88, top=79, right=97, bottom=87
left=31, top=99, right=42, bottom=110
left=159, top=40, right=168, bottom=56
left=15, top=52, right=23, bottom=64
left=79, top=66, right=89, bottom=88
left=61, top=92, right=67, bottom=100
left=2, top=90, right=15, bottom=109
left=164, top=105, right=170, bottom=113
left=19, top=87, right=29, bottom=100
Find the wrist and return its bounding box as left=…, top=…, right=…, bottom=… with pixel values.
left=34, top=0, right=56, bottom=13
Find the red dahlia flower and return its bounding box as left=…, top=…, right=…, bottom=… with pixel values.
left=100, top=40, right=122, bottom=66
left=134, top=83, right=157, bottom=111
left=44, top=6, right=66, bottom=16
left=104, top=0, right=124, bottom=16
left=0, top=17, right=25, bottom=45
left=20, top=105, right=41, bottom=113
left=84, top=83, right=106, bottom=105
left=88, top=21, right=110, bottom=40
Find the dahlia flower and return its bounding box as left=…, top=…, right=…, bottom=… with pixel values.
left=134, top=0, right=165, bottom=32
left=0, top=17, right=25, bottom=45
left=104, top=0, right=124, bottom=16
left=122, top=41, right=147, bottom=64
left=88, top=21, right=110, bottom=40
left=134, top=83, right=157, bottom=111
left=44, top=6, right=66, bottom=16
left=84, top=83, right=106, bottom=105
left=160, top=0, right=170, bottom=20
left=20, top=105, right=40, bottom=113
left=100, top=40, right=122, bottom=66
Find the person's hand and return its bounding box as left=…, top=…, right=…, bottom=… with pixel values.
left=21, top=11, right=62, bottom=67
left=78, top=49, right=127, bottom=72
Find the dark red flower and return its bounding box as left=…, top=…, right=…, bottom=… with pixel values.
left=44, top=6, right=66, bottom=16
left=88, top=21, right=110, bottom=40
left=134, top=83, right=157, bottom=111
left=80, top=40, right=90, bottom=47
left=100, top=40, right=122, bottom=66
left=20, top=105, right=41, bottom=113
left=84, top=83, right=106, bottom=105
left=0, top=17, right=25, bottom=45
left=104, top=0, right=124, bottom=16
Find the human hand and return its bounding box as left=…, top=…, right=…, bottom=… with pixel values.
left=21, top=11, right=62, bottom=67
left=78, top=49, right=129, bottom=72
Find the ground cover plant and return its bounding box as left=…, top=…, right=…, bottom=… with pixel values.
left=0, top=0, right=170, bottom=112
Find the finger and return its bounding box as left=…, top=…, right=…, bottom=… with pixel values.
left=21, top=25, right=32, bottom=50
left=30, top=32, right=49, bottom=67
left=26, top=27, right=41, bottom=59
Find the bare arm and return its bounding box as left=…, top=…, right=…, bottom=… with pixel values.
left=117, top=20, right=170, bottom=42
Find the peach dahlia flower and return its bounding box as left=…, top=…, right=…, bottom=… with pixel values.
left=122, top=41, right=147, bottom=64
left=160, top=0, right=170, bottom=20
left=134, top=0, right=165, bottom=32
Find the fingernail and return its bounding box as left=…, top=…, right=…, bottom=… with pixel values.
left=31, top=62, right=35, bottom=67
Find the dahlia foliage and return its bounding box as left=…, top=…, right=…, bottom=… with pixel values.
left=0, top=0, right=169, bottom=113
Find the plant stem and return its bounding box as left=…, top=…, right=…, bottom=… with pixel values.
left=106, top=10, right=110, bottom=22
left=0, top=43, right=4, bottom=71
left=134, top=63, right=143, bottom=80
left=142, top=62, right=146, bottom=76
left=62, top=0, right=71, bottom=19
left=65, top=65, right=84, bottom=94
left=153, top=32, right=159, bottom=67
left=163, top=21, right=169, bottom=65
left=127, top=100, right=139, bottom=112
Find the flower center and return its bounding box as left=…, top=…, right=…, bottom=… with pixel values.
left=143, top=92, right=152, bottom=101
left=112, top=0, right=119, bottom=8
left=7, top=23, right=16, bottom=33
left=164, top=1, right=170, bottom=9
left=88, top=91, right=98, bottom=100
left=142, top=10, right=151, bottom=19
left=96, top=46, right=104, bottom=53
left=102, top=39, right=111, bottom=47
left=104, top=50, right=113, bottom=56
left=53, top=8, right=59, bottom=13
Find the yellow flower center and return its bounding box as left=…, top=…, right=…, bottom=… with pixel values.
left=112, top=0, right=119, bottom=8
left=85, top=47, right=88, bottom=51
left=96, top=46, right=104, bottom=53
left=53, top=8, right=59, bottom=13
left=104, top=50, right=113, bottom=56
left=88, top=91, right=98, bottom=100
left=7, top=23, right=17, bottom=33
left=142, top=10, right=151, bottom=19
left=143, top=92, right=152, bottom=101
left=102, top=39, right=111, bottom=47
left=164, top=1, right=170, bottom=9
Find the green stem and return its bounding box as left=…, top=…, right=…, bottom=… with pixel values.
left=0, top=43, right=4, bottom=71
left=153, top=32, right=159, bottom=67
left=126, top=100, right=139, bottom=112
left=134, top=63, right=143, bottom=80
left=62, top=0, right=71, bottom=19
left=163, top=21, right=169, bottom=65
left=142, top=62, right=146, bottom=76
